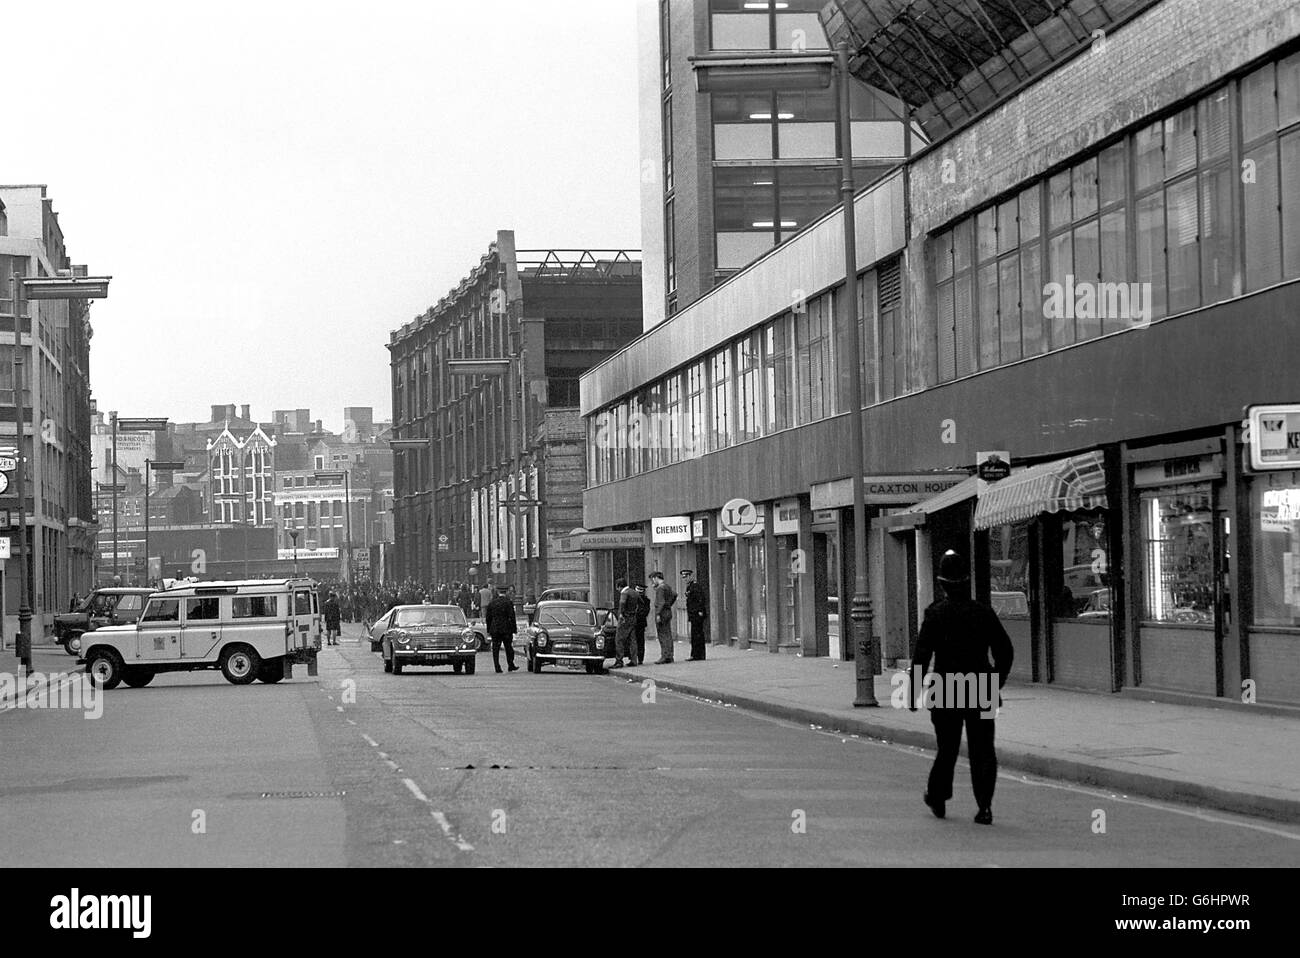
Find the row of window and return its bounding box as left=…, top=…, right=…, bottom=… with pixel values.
left=142, top=594, right=280, bottom=623
left=934, top=50, right=1300, bottom=383
left=590, top=263, right=902, bottom=485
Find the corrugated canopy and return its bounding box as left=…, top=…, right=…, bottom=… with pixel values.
left=819, top=0, right=1162, bottom=141
left=974, top=450, right=1107, bottom=529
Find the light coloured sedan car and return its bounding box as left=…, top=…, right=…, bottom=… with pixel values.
left=375, top=605, right=479, bottom=675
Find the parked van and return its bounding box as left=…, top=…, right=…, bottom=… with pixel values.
left=79, top=578, right=323, bottom=689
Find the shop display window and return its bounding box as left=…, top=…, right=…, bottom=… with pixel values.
left=1140, top=489, right=1214, bottom=624
left=1050, top=512, right=1111, bottom=620
left=1252, top=478, right=1300, bottom=628
left=988, top=520, right=1031, bottom=620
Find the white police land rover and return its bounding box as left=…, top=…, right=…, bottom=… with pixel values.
left=78, top=578, right=323, bottom=689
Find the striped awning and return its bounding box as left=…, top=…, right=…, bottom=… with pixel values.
left=974, top=451, right=1108, bottom=530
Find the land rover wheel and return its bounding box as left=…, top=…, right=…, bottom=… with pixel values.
left=86, top=650, right=125, bottom=690
left=122, top=668, right=156, bottom=688
left=220, top=646, right=260, bottom=685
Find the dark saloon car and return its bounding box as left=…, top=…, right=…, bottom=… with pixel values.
left=53, top=588, right=154, bottom=656
left=379, top=605, right=479, bottom=675
left=525, top=601, right=614, bottom=674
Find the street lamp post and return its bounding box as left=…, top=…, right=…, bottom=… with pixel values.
left=289, top=529, right=299, bottom=575
left=692, top=40, right=878, bottom=705
left=390, top=437, right=432, bottom=587
left=144, top=459, right=185, bottom=587
left=314, top=469, right=353, bottom=591
left=7, top=271, right=111, bottom=675
left=115, top=419, right=169, bottom=586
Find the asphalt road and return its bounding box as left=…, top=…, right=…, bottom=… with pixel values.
left=2, top=627, right=1297, bottom=867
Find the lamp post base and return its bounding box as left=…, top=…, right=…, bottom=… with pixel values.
left=851, top=591, right=878, bottom=707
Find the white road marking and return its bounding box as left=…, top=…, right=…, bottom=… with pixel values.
left=336, top=706, right=344, bottom=712
left=401, top=778, right=429, bottom=803
left=384, top=760, right=400, bottom=771
left=401, top=778, right=475, bottom=851
left=346, top=719, right=356, bottom=726
left=361, top=733, right=379, bottom=748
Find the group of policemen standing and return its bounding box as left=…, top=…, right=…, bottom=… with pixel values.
left=608, top=569, right=707, bottom=668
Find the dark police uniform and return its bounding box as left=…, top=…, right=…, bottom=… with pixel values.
left=913, top=554, right=1013, bottom=822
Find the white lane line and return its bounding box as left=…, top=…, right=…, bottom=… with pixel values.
left=336, top=706, right=344, bottom=712
left=346, top=719, right=356, bottom=726
left=378, top=751, right=389, bottom=759
left=384, top=760, right=401, bottom=771
left=401, top=778, right=475, bottom=852
left=402, top=778, right=429, bottom=803
left=361, top=733, right=379, bottom=748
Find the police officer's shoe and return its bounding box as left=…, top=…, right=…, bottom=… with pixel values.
left=923, top=793, right=945, bottom=819
left=974, top=807, right=993, bottom=825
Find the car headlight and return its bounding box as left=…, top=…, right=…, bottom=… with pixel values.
left=537, top=630, right=549, bottom=648
left=392, top=631, right=409, bottom=645
left=69, top=636, right=82, bottom=652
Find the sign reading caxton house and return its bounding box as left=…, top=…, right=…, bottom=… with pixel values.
left=651, top=516, right=691, bottom=544
left=811, top=473, right=970, bottom=511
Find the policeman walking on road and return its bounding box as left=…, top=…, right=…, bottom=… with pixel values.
left=912, top=550, right=1013, bottom=825
left=485, top=585, right=520, bottom=673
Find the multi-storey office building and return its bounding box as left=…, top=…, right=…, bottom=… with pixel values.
left=206, top=424, right=276, bottom=526
left=584, top=0, right=1300, bottom=705
left=639, top=0, right=925, bottom=327
left=0, top=185, right=98, bottom=631
left=389, top=231, right=642, bottom=596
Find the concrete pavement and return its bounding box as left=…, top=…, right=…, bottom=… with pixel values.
left=613, top=639, right=1300, bottom=824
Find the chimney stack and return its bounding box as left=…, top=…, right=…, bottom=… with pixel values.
left=240, top=404, right=250, bottom=421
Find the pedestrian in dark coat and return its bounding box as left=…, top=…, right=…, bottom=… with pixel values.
left=323, top=592, right=342, bottom=646
left=683, top=570, right=707, bottom=660
left=457, top=583, right=473, bottom=618
left=912, top=550, right=1014, bottom=825
left=632, top=583, right=651, bottom=666
left=484, top=586, right=519, bottom=673
left=650, top=572, right=678, bottom=664
left=610, top=578, right=637, bottom=667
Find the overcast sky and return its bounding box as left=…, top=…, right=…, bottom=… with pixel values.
left=5, top=0, right=642, bottom=433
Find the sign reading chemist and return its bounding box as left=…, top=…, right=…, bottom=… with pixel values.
left=651, top=515, right=692, bottom=544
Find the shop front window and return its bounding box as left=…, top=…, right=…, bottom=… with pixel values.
left=988, top=521, right=1031, bottom=621
left=1058, top=514, right=1111, bottom=620
left=1251, top=477, right=1300, bottom=627
left=1141, top=489, right=1214, bottom=624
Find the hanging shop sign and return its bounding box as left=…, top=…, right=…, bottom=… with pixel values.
left=773, top=498, right=800, bottom=535
left=1133, top=455, right=1224, bottom=489
left=555, top=530, right=647, bottom=552
left=651, top=516, right=691, bottom=544
left=976, top=451, right=1012, bottom=482
left=1246, top=404, right=1300, bottom=472
left=692, top=518, right=707, bottom=541
left=718, top=499, right=765, bottom=538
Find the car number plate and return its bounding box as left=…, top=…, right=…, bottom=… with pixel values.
left=559, top=658, right=584, bottom=668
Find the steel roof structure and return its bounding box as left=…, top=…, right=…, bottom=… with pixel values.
left=820, top=0, right=1163, bottom=142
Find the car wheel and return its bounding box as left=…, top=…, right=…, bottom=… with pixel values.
left=533, top=657, right=543, bottom=673
left=122, top=667, right=155, bottom=688
left=86, top=650, right=124, bottom=690
left=383, top=655, right=392, bottom=674
left=220, top=645, right=260, bottom=685
left=452, top=661, right=463, bottom=674
left=465, top=657, right=476, bottom=675
left=392, top=656, right=403, bottom=675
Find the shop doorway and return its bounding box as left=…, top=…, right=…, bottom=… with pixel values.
left=1135, top=482, right=1228, bottom=696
